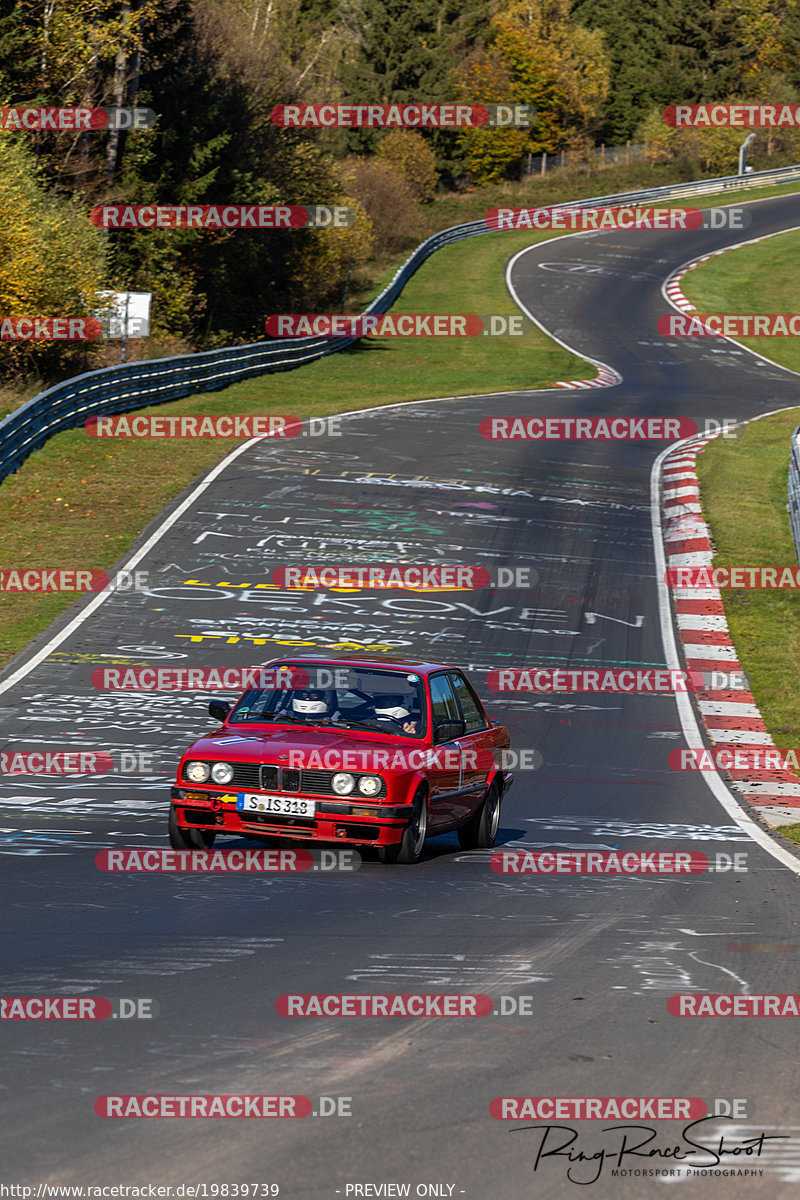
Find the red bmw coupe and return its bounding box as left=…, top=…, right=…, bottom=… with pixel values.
left=169, top=656, right=513, bottom=864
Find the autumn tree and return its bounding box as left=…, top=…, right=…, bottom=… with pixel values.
left=0, top=134, right=107, bottom=378
left=376, top=129, right=439, bottom=200
left=457, top=0, right=610, bottom=183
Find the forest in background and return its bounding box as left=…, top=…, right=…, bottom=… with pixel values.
left=2, top=0, right=800, bottom=382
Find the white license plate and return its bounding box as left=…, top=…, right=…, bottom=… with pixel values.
left=237, top=792, right=316, bottom=818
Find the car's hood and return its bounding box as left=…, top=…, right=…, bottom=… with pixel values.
left=183, top=725, right=422, bottom=770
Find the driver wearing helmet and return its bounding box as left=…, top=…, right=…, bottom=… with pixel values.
left=373, top=693, right=417, bottom=735
left=290, top=689, right=341, bottom=721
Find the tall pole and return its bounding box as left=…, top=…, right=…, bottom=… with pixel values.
left=121, top=291, right=130, bottom=363
left=738, top=133, right=756, bottom=175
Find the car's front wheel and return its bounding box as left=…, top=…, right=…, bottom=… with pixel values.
left=458, top=780, right=501, bottom=850
left=379, top=789, right=428, bottom=865
left=168, top=805, right=216, bottom=850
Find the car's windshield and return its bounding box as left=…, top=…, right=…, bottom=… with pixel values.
left=228, top=664, right=426, bottom=737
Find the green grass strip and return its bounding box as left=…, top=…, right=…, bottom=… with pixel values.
left=680, top=227, right=800, bottom=373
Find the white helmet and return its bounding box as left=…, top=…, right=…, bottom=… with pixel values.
left=292, top=690, right=330, bottom=715
left=375, top=696, right=410, bottom=720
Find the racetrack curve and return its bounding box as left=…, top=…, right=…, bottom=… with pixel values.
left=2, top=193, right=800, bottom=1197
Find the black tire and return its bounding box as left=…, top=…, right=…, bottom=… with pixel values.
left=168, top=805, right=216, bottom=850
left=378, top=789, right=428, bottom=864
left=458, top=781, right=501, bottom=850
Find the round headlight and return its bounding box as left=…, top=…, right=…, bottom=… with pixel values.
left=185, top=761, right=210, bottom=783
left=211, top=762, right=234, bottom=784
left=357, top=775, right=382, bottom=796
left=331, top=772, right=355, bottom=795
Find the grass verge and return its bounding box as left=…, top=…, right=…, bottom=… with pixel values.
left=0, top=227, right=579, bottom=668
left=680, top=227, right=800, bottom=372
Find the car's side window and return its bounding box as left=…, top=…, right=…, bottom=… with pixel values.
left=429, top=673, right=460, bottom=737
left=449, top=673, right=486, bottom=732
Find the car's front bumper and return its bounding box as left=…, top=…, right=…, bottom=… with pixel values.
left=170, top=787, right=415, bottom=847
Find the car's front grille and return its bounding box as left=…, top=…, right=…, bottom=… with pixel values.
left=299, top=769, right=387, bottom=798
left=260, top=765, right=279, bottom=790
left=240, top=814, right=316, bottom=836
left=299, top=770, right=342, bottom=794
left=231, top=763, right=261, bottom=789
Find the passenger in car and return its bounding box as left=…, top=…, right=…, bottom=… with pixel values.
left=373, top=693, right=418, bottom=735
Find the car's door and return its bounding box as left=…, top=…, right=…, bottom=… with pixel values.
left=426, top=672, right=465, bottom=828
left=446, top=671, right=494, bottom=821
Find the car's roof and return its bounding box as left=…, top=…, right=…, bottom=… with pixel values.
left=263, top=654, right=461, bottom=676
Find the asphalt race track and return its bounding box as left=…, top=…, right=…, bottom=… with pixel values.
left=2, top=192, right=800, bottom=1197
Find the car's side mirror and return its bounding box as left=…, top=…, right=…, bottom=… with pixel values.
left=209, top=700, right=231, bottom=722
left=434, top=718, right=466, bottom=742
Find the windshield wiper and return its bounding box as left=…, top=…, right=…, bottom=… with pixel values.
left=335, top=717, right=388, bottom=731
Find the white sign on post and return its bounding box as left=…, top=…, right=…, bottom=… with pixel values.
left=95, top=290, right=151, bottom=338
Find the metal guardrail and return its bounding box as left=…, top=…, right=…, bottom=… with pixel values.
left=788, top=426, right=800, bottom=563
left=2, top=162, right=800, bottom=487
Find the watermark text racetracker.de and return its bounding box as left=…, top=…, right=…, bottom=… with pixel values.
left=486, top=205, right=750, bottom=231
left=0, top=749, right=160, bottom=775
left=276, top=993, right=542, bottom=1017
left=480, top=417, right=737, bottom=441
left=273, top=747, right=541, bottom=773
left=672, top=746, right=800, bottom=772
left=94, top=1094, right=351, bottom=1118
left=95, top=848, right=361, bottom=873
left=91, top=205, right=354, bottom=230
left=83, top=415, right=341, bottom=439
left=664, top=102, right=800, bottom=126
left=485, top=668, right=749, bottom=692
left=666, top=565, right=800, bottom=588
left=0, top=317, right=102, bottom=340
left=490, top=850, right=748, bottom=874
left=1, top=996, right=158, bottom=1019
left=265, top=314, right=529, bottom=338
left=91, top=665, right=348, bottom=689
left=271, top=102, right=535, bottom=127
left=659, top=313, right=800, bottom=337
left=0, top=569, right=148, bottom=593
left=270, top=565, right=538, bottom=589
left=669, top=994, right=800, bottom=1016
left=0, top=106, right=156, bottom=130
